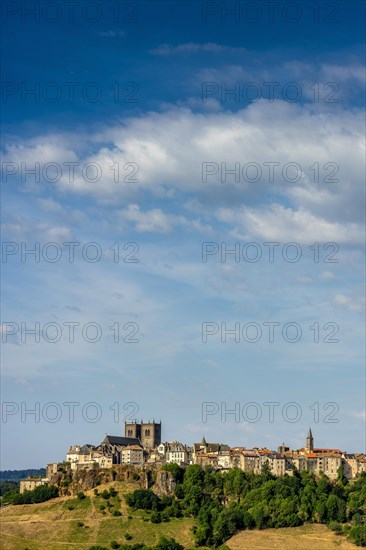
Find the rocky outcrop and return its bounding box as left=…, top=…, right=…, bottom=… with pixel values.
left=154, top=470, right=176, bottom=496
left=49, top=464, right=153, bottom=495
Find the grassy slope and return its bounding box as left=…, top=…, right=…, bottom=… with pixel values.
left=0, top=481, right=200, bottom=550
left=0, top=481, right=359, bottom=550
left=227, top=523, right=357, bottom=550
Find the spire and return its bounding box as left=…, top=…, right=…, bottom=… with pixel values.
left=306, top=427, right=314, bottom=452
left=201, top=436, right=207, bottom=446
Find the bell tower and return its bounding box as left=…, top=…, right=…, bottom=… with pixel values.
left=306, top=428, right=314, bottom=452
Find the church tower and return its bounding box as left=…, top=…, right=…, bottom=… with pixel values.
left=305, top=428, right=314, bottom=452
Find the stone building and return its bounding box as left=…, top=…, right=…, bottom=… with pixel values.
left=157, top=441, right=190, bottom=466
left=121, top=444, right=144, bottom=465
left=234, top=448, right=260, bottom=473
left=98, top=435, right=141, bottom=464
left=66, top=444, right=113, bottom=470
left=228, top=430, right=365, bottom=481
left=193, top=437, right=230, bottom=467
left=125, top=420, right=162, bottom=449
left=20, top=477, right=48, bottom=493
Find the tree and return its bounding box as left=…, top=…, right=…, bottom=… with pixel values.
left=337, top=466, right=348, bottom=486
left=348, top=524, right=366, bottom=547
left=154, top=537, right=184, bottom=550
left=260, top=462, right=274, bottom=482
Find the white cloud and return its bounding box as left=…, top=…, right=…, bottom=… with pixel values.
left=2, top=100, right=364, bottom=244
left=197, top=60, right=365, bottom=102
left=218, top=203, right=364, bottom=244
left=119, top=205, right=173, bottom=233
left=2, top=221, right=72, bottom=241
left=37, top=198, right=64, bottom=214
left=333, top=294, right=364, bottom=312
left=321, top=63, right=366, bottom=84
left=118, top=204, right=212, bottom=234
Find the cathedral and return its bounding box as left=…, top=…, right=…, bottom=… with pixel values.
left=125, top=419, right=162, bottom=449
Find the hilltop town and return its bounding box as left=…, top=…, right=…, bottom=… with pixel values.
left=20, top=421, right=366, bottom=493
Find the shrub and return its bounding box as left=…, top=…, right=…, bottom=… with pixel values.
left=77, top=492, right=86, bottom=500
left=11, top=484, right=58, bottom=505
left=329, top=521, right=342, bottom=534
left=77, top=521, right=84, bottom=527
left=155, top=537, right=184, bottom=550
left=124, top=533, right=133, bottom=540
left=348, top=524, right=366, bottom=547
left=151, top=511, right=162, bottom=524
left=112, top=510, right=122, bottom=516
left=125, top=489, right=161, bottom=511
left=101, top=490, right=111, bottom=499
left=67, top=505, right=75, bottom=510
left=110, top=542, right=120, bottom=549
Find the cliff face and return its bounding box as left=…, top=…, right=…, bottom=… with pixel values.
left=154, top=470, right=176, bottom=496
left=48, top=464, right=150, bottom=495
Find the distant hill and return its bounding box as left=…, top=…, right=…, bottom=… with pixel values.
left=0, top=469, right=46, bottom=481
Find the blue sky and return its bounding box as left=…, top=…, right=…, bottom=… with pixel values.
left=1, top=0, right=365, bottom=468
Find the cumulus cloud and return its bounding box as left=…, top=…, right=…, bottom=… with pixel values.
left=2, top=100, right=364, bottom=244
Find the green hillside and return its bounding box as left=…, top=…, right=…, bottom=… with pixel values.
left=1, top=466, right=365, bottom=549
left=0, top=481, right=200, bottom=550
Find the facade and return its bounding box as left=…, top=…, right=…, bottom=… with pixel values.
left=193, top=437, right=230, bottom=467
left=66, top=444, right=113, bottom=469
left=121, top=445, right=144, bottom=465
left=66, top=445, right=81, bottom=464
left=46, top=462, right=61, bottom=479
left=125, top=420, right=162, bottom=449
left=228, top=431, right=366, bottom=481
left=237, top=449, right=261, bottom=474
left=160, top=441, right=190, bottom=465
left=20, top=477, right=48, bottom=493
left=62, top=426, right=365, bottom=480
left=98, top=435, right=140, bottom=465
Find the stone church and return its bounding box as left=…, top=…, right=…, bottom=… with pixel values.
left=125, top=420, right=162, bottom=449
